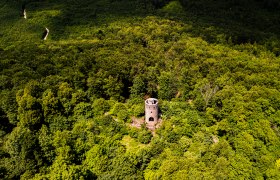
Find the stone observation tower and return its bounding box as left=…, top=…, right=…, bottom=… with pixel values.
left=145, top=98, right=159, bottom=125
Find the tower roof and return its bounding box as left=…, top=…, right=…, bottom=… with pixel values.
left=145, top=98, right=158, bottom=105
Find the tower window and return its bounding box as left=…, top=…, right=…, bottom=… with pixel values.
left=149, top=117, right=154, bottom=121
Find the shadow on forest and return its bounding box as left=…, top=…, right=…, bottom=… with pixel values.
left=2, top=0, right=280, bottom=53
left=42, top=0, right=151, bottom=40
left=180, top=0, right=280, bottom=45
left=47, top=0, right=280, bottom=52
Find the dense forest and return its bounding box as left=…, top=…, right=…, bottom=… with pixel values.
left=1, top=0, right=280, bottom=179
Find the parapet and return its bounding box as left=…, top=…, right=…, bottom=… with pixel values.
left=145, top=98, right=158, bottom=105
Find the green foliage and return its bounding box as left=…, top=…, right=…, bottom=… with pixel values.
left=38, top=125, right=55, bottom=163
left=73, top=102, right=92, bottom=119
left=92, top=98, right=110, bottom=116
left=3, top=126, right=39, bottom=179
left=129, top=127, right=153, bottom=144
left=161, top=1, right=185, bottom=17
left=130, top=75, right=146, bottom=99
left=48, top=115, right=74, bottom=132
left=138, top=129, right=153, bottom=144
left=16, top=82, right=43, bottom=129
left=110, top=102, right=128, bottom=118
left=130, top=103, right=145, bottom=117
left=158, top=72, right=177, bottom=100
left=0, top=0, right=280, bottom=179
left=42, top=89, right=59, bottom=117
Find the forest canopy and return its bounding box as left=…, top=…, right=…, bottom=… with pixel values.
left=0, top=0, right=280, bottom=179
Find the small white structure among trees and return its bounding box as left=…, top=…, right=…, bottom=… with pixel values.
left=42, top=28, right=49, bottom=40
left=21, top=4, right=27, bottom=19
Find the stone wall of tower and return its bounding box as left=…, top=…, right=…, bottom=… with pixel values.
left=145, top=98, right=158, bottom=125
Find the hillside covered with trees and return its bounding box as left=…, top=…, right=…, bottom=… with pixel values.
left=1, top=0, right=280, bottom=179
